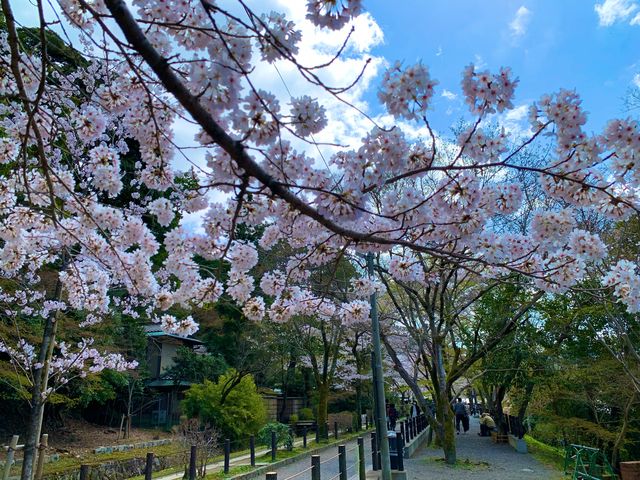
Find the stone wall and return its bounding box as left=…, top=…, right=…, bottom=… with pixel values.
left=42, top=451, right=187, bottom=480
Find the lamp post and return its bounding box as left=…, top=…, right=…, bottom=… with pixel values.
left=367, top=253, right=392, bottom=480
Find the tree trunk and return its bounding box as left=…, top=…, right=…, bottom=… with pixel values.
left=612, top=393, right=635, bottom=467
left=317, top=382, right=329, bottom=438
left=355, top=382, right=363, bottom=430
left=494, top=385, right=507, bottom=434
left=21, top=313, right=58, bottom=480
left=434, top=390, right=456, bottom=465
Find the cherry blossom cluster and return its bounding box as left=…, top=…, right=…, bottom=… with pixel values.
left=306, top=0, right=363, bottom=30
left=602, top=260, right=640, bottom=313
left=461, top=65, right=518, bottom=114
left=0, top=0, right=638, bottom=349
left=379, top=62, right=438, bottom=120
left=0, top=337, right=137, bottom=397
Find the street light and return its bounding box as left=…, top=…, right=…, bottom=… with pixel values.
left=367, top=253, right=392, bottom=480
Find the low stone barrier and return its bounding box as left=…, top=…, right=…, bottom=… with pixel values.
left=93, top=439, right=173, bottom=455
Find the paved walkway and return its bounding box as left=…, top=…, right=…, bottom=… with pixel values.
left=268, top=437, right=372, bottom=480
left=405, top=417, right=561, bottom=480
left=267, top=418, right=561, bottom=480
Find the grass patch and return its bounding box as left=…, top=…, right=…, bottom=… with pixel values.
left=205, top=465, right=254, bottom=480
left=424, top=457, right=490, bottom=470
left=524, top=435, right=565, bottom=472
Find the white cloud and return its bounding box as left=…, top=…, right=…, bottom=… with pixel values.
left=474, top=54, right=487, bottom=69
left=509, top=6, right=532, bottom=37
left=441, top=89, right=457, bottom=100
left=633, top=73, right=640, bottom=87
left=594, top=0, right=639, bottom=26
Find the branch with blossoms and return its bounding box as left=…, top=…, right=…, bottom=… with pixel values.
left=0, top=336, right=137, bottom=402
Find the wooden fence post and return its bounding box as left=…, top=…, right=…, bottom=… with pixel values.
left=79, top=465, right=90, bottom=480
left=146, top=452, right=154, bottom=480
left=370, top=432, right=378, bottom=471
left=271, top=431, right=277, bottom=462
left=224, top=439, right=230, bottom=474
left=311, top=455, right=320, bottom=480
left=338, top=445, right=346, bottom=480
left=188, top=446, right=196, bottom=480
left=34, top=434, right=48, bottom=480
left=396, top=433, right=404, bottom=472
left=266, top=472, right=277, bottom=480
left=2, top=435, right=18, bottom=480
left=357, top=438, right=365, bottom=480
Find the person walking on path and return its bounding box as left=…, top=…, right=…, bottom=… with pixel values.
left=453, top=398, right=469, bottom=434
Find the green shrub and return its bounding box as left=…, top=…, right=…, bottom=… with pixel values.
left=298, top=408, right=314, bottom=421
left=181, top=369, right=267, bottom=440
left=289, top=414, right=299, bottom=425
left=258, top=422, right=294, bottom=450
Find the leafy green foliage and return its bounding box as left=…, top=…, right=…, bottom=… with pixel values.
left=164, top=347, right=228, bottom=385
left=298, top=407, right=314, bottom=421
left=181, top=370, right=267, bottom=440
left=257, top=422, right=293, bottom=450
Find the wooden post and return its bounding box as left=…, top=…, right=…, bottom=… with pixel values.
left=396, top=433, right=404, bottom=472
left=2, top=435, right=18, bottom=480
left=188, top=446, right=196, bottom=480
left=334, top=422, right=338, bottom=440
left=311, top=455, right=320, bottom=480
left=271, top=430, right=277, bottom=462
left=224, top=439, right=230, bottom=474
left=303, top=427, right=307, bottom=448
left=79, top=465, right=90, bottom=480
left=266, top=472, right=277, bottom=480
left=146, top=452, right=154, bottom=480
left=250, top=435, right=256, bottom=467
left=371, top=432, right=379, bottom=471
left=34, top=434, right=48, bottom=480
left=357, top=438, right=365, bottom=480
left=338, top=445, right=347, bottom=480
left=400, top=423, right=405, bottom=444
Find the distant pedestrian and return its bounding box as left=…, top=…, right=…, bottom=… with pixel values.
left=411, top=401, right=420, bottom=418
left=388, top=403, right=398, bottom=431
left=453, top=398, right=468, bottom=434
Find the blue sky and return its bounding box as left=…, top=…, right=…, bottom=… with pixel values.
left=362, top=0, right=640, bottom=135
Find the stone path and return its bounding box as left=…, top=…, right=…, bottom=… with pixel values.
left=404, top=417, right=562, bottom=480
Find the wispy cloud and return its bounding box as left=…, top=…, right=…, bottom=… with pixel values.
left=441, top=89, right=457, bottom=100
left=594, top=0, right=639, bottom=26
left=633, top=73, right=640, bottom=87
left=509, top=6, right=532, bottom=37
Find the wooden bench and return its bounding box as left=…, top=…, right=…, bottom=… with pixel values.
left=491, top=431, right=508, bottom=444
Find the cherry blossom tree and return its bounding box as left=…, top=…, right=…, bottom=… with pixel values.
left=2, top=0, right=640, bottom=475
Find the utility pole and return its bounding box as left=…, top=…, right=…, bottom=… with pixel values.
left=367, top=253, right=392, bottom=480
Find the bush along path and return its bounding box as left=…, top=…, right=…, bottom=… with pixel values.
left=405, top=417, right=563, bottom=480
